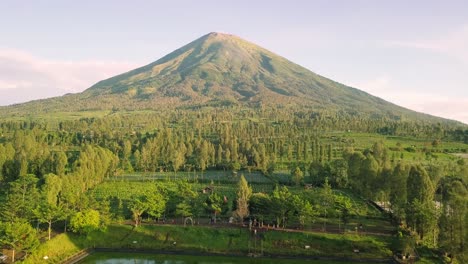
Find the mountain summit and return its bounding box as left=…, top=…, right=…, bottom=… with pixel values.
left=86, top=31, right=328, bottom=105
left=82, top=32, right=397, bottom=113
left=0, top=32, right=457, bottom=123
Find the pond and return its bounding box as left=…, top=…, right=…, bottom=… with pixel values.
left=78, top=252, right=357, bottom=264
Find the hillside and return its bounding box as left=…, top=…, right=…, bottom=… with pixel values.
left=0, top=32, right=463, bottom=125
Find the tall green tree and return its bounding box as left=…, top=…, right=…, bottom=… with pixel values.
left=205, top=193, right=223, bottom=223
left=271, top=185, right=292, bottom=228
left=389, top=161, right=409, bottom=221
left=34, top=201, right=65, bottom=240
left=128, top=195, right=149, bottom=227
left=438, top=178, right=467, bottom=262
left=69, top=209, right=101, bottom=234
left=319, top=178, right=335, bottom=231
left=406, top=165, right=436, bottom=240
left=1, top=174, right=39, bottom=222
left=291, top=166, right=304, bottom=186
left=234, top=175, right=252, bottom=221
left=196, top=140, right=209, bottom=177
left=146, top=191, right=166, bottom=220
left=0, top=221, right=39, bottom=263
left=407, top=165, right=434, bottom=205
left=330, top=159, right=348, bottom=188
left=175, top=201, right=192, bottom=223
left=290, top=195, right=316, bottom=228
left=351, top=154, right=380, bottom=199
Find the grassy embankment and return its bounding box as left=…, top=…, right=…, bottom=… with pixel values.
left=23, top=224, right=393, bottom=264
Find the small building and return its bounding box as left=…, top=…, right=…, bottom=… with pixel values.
left=201, top=186, right=214, bottom=194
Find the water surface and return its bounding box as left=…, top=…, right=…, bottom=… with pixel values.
left=79, top=252, right=354, bottom=264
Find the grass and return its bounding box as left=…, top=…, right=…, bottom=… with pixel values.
left=21, top=233, right=84, bottom=264
left=114, top=170, right=275, bottom=184
left=326, top=132, right=467, bottom=159
left=23, top=224, right=393, bottom=263
left=90, top=174, right=394, bottom=236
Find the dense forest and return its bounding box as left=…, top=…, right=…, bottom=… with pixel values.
left=0, top=108, right=467, bottom=262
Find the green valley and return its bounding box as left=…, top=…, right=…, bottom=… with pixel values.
left=0, top=33, right=466, bottom=264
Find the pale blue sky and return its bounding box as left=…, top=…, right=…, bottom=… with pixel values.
left=1, top=0, right=467, bottom=123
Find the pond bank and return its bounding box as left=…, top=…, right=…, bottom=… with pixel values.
left=66, top=248, right=395, bottom=264
left=21, top=224, right=395, bottom=263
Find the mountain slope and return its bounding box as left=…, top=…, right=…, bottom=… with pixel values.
left=0, top=32, right=462, bottom=124
left=83, top=32, right=393, bottom=112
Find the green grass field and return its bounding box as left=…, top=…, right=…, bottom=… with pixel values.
left=327, top=132, right=467, bottom=157
left=90, top=172, right=395, bottom=237
left=23, top=224, right=394, bottom=264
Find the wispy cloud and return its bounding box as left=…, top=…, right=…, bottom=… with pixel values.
left=386, top=24, right=468, bottom=64
left=351, top=76, right=468, bottom=124
left=0, top=48, right=140, bottom=105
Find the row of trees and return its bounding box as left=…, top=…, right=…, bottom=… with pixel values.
left=332, top=143, right=467, bottom=261
left=95, top=175, right=352, bottom=231
left=284, top=140, right=466, bottom=261
left=0, top=145, right=118, bottom=261
left=1, top=107, right=466, bottom=141
left=2, top=108, right=467, bottom=183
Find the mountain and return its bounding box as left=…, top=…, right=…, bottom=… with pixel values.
left=0, top=32, right=462, bottom=124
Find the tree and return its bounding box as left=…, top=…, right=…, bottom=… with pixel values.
left=407, top=165, right=434, bottom=204
left=69, top=209, right=101, bottom=234
left=389, top=162, right=409, bottom=221
left=146, top=191, right=166, bottom=220
left=196, top=140, right=209, bottom=177
left=330, top=159, right=348, bottom=188
left=34, top=201, right=64, bottom=240
left=249, top=193, right=271, bottom=222
left=1, top=174, right=40, bottom=222
left=319, top=178, right=335, bottom=231
left=438, top=178, right=467, bottom=262
left=411, top=199, right=439, bottom=243
left=309, top=161, right=327, bottom=185
left=171, top=144, right=186, bottom=178
left=358, top=154, right=380, bottom=199
left=216, top=145, right=223, bottom=165
left=371, top=141, right=388, bottom=165
left=335, top=194, right=353, bottom=231
left=128, top=195, right=149, bottom=227
left=0, top=221, right=39, bottom=263
left=234, top=175, right=252, bottom=221
left=406, top=165, right=436, bottom=240
left=53, top=151, right=68, bottom=175
left=345, top=151, right=365, bottom=190
left=205, top=193, right=223, bottom=223
left=271, top=185, right=292, bottom=228
left=291, top=166, right=304, bottom=186
left=175, top=201, right=192, bottom=223
left=42, top=173, right=62, bottom=205
left=290, top=195, right=316, bottom=228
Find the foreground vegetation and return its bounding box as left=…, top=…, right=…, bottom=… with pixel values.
left=0, top=109, right=466, bottom=263
left=23, top=224, right=393, bottom=263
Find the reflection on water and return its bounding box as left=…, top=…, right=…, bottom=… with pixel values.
left=78, top=252, right=347, bottom=264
